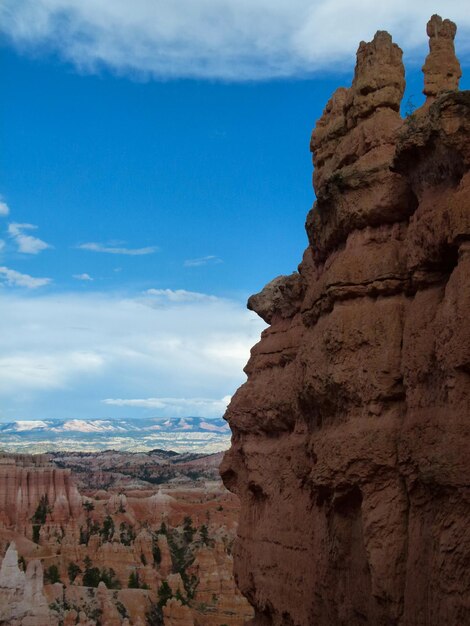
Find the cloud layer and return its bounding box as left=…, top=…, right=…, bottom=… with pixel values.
left=0, top=266, right=52, bottom=288
left=103, top=395, right=231, bottom=417
left=73, top=273, right=93, bottom=281
left=77, top=242, right=158, bottom=255
left=8, top=223, right=51, bottom=254
left=0, top=289, right=264, bottom=419
left=1, top=1, right=468, bottom=80
left=184, top=255, right=222, bottom=268
left=145, top=288, right=219, bottom=304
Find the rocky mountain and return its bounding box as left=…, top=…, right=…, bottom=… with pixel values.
left=221, top=15, right=470, bottom=626
left=0, top=417, right=231, bottom=455
left=0, top=452, right=252, bottom=626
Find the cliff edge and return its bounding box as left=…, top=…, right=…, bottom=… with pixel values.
left=221, top=15, right=470, bottom=626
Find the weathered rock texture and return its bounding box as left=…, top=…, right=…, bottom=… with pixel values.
left=0, top=454, right=82, bottom=528
left=221, top=16, right=470, bottom=626
left=423, top=14, right=462, bottom=102
left=0, top=450, right=252, bottom=626
left=0, top=542, right=54, bottom=626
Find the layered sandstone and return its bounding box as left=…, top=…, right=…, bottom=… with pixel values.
left=0, top=454, right=82, bottom=529
left=0, top=450, right=252, bottom=625
left=221, top=16, right=470, bottom=626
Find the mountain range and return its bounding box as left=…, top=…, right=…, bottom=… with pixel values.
left=0, top=416, right=231, bottom=454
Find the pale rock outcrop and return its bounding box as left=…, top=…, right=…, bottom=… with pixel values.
left=77, top=611, right=96, bottom=626
left=222, top=15, right=470, bottom=626
left=0, top=542, right=54, bottom=626
left=167, top=572, right=186, bottom=596
left=0, top=541, right=26, bottom=589
left=163, top=598, right=195, bottom=626
left=157, top=533, right=173, bottom=577
left=96, top=581, right=122, bottom=626
left=188, top=541, right=254, bottom=626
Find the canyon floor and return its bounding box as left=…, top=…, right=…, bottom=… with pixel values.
left=0, top=451, right=253, bottom=626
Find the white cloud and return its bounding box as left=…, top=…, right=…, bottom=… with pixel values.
left=0, top=241, right=5, bottom=252
left=0, top=1, right=468, bottom=80
left=78, top=242, right=158, bottom=255
left=145, top=288, right=219, bottom=304
left=73, top=272, right=93, bottom=281
left=8, top=222, right=51, bottom=254
left=0, top=266, right=52, bottom=289
left=184, top=255, right=223, bottom=268
left=103, top=395, right=231, bottom=417
left=0, top=201, right=10, bottom=217
left=0, top=290, right=265, bottom=418
left=0, top=352, right=103, bottom=391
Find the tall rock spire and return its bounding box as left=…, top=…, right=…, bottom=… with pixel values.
left=423, top=14, right=461, bottom=101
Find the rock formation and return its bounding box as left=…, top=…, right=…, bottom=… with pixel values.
left=0, top=542, right=54, bottom=626
left=0, top=450, right=252, bottom=625
left=423, top=14, right=462, bottom=102
left=163, top=598, right=195, bottom=626
left=0, top=454, right=82, bottom=529
left=221, top=15, right=470, bottom=626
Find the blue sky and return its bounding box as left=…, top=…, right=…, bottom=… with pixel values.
left=0, top=1, right=468, bottom=421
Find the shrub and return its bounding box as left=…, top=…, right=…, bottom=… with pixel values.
left=83, top=566, right=101, bottom=588
left=101, top=567, right=120, bottom=589
left=31, top=495, right=52, bottom=544
left=32, top=525, right=40, bottom=544
left=199, top=524, right=210, bottom=545
left=119, top=522, right=136, bottom=546
left=32, top=495, right=51, bottom=525
left=100, top=515, right=115, bottom=542
left=157, top=580, right=173, bottom=607
left=146, top=603, right=164, bottom=626
left=128, top=571, right=140, bottom=589
left=68, top=562, right=81, bottom=583
left=152, top=541, right=161, bottom=565
left=44, top=564, right=61, bottom=584
left=183, top=516, right=195, bottom=543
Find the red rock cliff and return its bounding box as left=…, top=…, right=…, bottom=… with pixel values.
left=221, top=15, right=470, bottom=626
left=0, top=454, right=82, bottom=528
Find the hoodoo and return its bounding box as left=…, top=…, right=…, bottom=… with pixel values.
left=221, top=15, right=470, bottom=626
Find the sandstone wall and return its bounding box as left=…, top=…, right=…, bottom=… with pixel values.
left=0, top=454, right=82, bottom=528
left=221, top=15, right=470, bottom=626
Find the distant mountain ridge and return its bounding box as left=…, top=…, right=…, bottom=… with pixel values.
left=0, top=416, right=230, bottom=454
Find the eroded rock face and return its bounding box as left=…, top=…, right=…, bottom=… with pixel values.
left=0, top=454, right=82, bottom=529
left=0, top=542, right=54, bottom=626
left=221, top=16, right=470, bottom=626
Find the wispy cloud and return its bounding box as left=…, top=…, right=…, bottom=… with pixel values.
left=184, top=255, right=222, bottom=268
left=0, top=241, right=5, bottom=252
left=8, top=223, right=51, bottom=254
left=102, top=395, right=231, bottom=417
left=0, top=352, right=103, bottom=391
left=145, top=288, right=219, bottom=304
left=0, top=1, right=468, bottom=80
left=0, top=290, right=265, bottom=419
left=73, top=273, right=93, bottom=281
left=0, top=266, right=52, bottom=288
left=78, top=242, right=158, bottom=256
left=0, top=200, right=9, bottom=217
